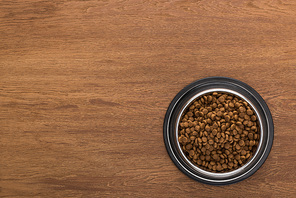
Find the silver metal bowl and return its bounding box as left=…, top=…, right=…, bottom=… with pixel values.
left=163, top=77, right=274, bottom=185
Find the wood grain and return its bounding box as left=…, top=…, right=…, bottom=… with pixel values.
left=1, top=0, right=296, bottom=197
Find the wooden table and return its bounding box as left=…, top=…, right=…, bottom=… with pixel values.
left=1, top=0, right=296, bottom=197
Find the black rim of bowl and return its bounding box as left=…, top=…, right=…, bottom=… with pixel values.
left=163, top=77, right=274, bottom=185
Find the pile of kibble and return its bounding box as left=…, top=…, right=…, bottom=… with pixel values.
left=178, top=92, right=260, bottom=172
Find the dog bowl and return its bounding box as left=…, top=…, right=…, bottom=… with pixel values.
left=163, top=77, right=274, bottom=185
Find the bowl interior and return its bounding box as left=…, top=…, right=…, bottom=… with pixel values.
left=174, top=88, right=264, bottom=178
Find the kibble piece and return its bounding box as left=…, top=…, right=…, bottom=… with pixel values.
left=248, top=133, right=254, bottom=140
left=247, top=109, right=253, bottom=115
left=229, top=102, right=234, bottom=108
left=212, top=129, right=217, bottom=136
left=200, top=123, right=205, bottom=129
left=217, top=111, right=223, bottom=117
left=189, top=150, right=195, bottom=156
left=186, top=144, right=193, bottom=150
left=241, top=150, right=247, bottom=156
left=218, top=96, right=225, bottom=103
left=222, top=163, right=228, bottom=169
left=254, top=134, right=258, bottom=140
left=216, top=164, right=222, bottom=171
left=209, top=139, right=214, bottom=144
left=201, top=147, right=206, bottom=152
left=249, top=140, right=255, bottom=147
left=239, top=140, right=245, bottom=147
left=239, top=106, right=246, bottom=113
left=202, top=137, right=207, bottom=142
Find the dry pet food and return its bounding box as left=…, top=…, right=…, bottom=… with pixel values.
left=178, top=92, right=260, bottom=172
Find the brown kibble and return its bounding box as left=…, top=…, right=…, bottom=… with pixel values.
left=254, top=134, right=258, bottom=140
left=217, top=133, right=221, bottom=138
left=195, top=125, right=201, bottom=131
left=230, top=124, right=236, bottom=130
left=190, top=136, right=196, bottom=141
left=203, top=109, right=208, bottom=115
left=193, top=154, right=198, bottom=160
left=178, top=92, right=259, bottom=173
left=229, top=102, right=234, bottom=108
left=224, top=143, right=230, bottom=149
left=205, top=125, right=211, bottom=132
left=239, top=106, right=246, bottom=113
left=248, top=133, right=254, bottom=140
left=189, top=150, right=195, bottom=156
left=210, top=113, right=216, bottom=120
left=200, top=155, right=205, bottom=160
left=200, top=123, right=205, bottom=129
left=218, top=96, right=225, bottom=103
left=208, top=95, right=212, bottom=102
left=201, top=147, right=206, bottom=153
left=235, top=102, right=241, bottom=108
left=187, top=112, right=193, bottom=117
left=217, top=111, right=223, bottom=117
left=228, top=162, right=234, bottom=167
left=251, top=126, right=257, bottom=132
left=186, top=144, right=193, bottom=150
left=239, top=140, right=245, bottom=147
left=207, top=118, right=212, bottom=124
left=222, top=164, right=228, bottom=169
left=247, top=109, right=253, bottom=115
left=214, top=142, right=217, bottom=148
left=180, top=136, right=188, bottom=144
left=202, top=137, right=207, bottom=142
left=216, top=164, right=222, bottom=171
left=213, top=154, right=219, bottom=160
